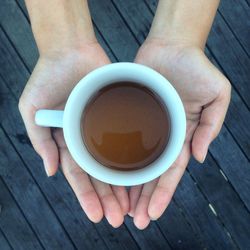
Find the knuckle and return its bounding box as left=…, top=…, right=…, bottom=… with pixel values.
left=67, top=165, right=82, bottom=177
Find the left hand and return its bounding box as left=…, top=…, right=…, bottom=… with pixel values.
left=129, top=39, right=231, bottom=229
left=19, top=43, right=128, bottom=228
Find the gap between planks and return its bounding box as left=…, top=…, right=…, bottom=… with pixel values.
left=0, top=171, right=45, bottom=249
left=4, top=1, right=250, bottom=248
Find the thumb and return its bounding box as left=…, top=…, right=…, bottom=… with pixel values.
left=192, top=82, right=231, bottom=163
left=19, top=100, right=59, bottom=176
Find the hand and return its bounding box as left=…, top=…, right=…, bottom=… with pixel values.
left=129, top=39, right=231, bottom=229
left=19, top=43, right=129, bottom=227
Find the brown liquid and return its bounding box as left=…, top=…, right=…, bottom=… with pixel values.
left=81, top=82, right=170, bottom=171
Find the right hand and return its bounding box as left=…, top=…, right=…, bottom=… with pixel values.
left=19, top=42, right=129, bottom=227
left=129, top=40, right=231, bottom=229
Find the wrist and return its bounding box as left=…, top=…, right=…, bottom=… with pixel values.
left=136, top=38, right=204, bottom=68
left=37, top=40, right=102, bottom=62
left=33, top=27, right=97, bottom=58
left=26, top=0, right=96, bottom=56
left=146, top=33, right=203, bottom=51
left=147, top=14, right=205, bottom=50
left=147, top=0, right=220, bottom=51
left=147, top=11, right=205, bottom=50
left=142, top=36, right=203, bottom=54
left=32, top=20, right=97, bottom=57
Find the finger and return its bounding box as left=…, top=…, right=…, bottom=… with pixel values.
left=192, top=82, right=231, bottom=163
left=111, top=185, right=129, bottom=215
left=133, top=179, right=158, bottom=230
left=128, top=185, right=143, bottom=217
left=148, top=143, right=190, bottom=220
left=91, top=178, right=124, bottom=228
left=60, top=148, right=103, bottom=223
left=19, top=100, right=59, bottom=176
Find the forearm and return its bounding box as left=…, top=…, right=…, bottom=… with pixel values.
left=148, top=0, right=220, bottom=49
left=25, top=0, right=96, bottom=55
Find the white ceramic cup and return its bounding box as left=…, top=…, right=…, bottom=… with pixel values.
left=35, top=63, right=186, bottom=186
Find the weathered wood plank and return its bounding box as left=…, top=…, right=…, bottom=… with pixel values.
left=174, top=172, right=237, bottom=249
left=0, top=28, right=138, bottom=250
left=205, top=48, right=250, bottom=160
left=189, top=155, right=250, bottom=249
left=88, top=0, right=139, bottom=61
left=224, top=92, right=250, bottom=159
left=0, top=128, right=76, bottom=250
left=94, top=220, right=139, bottom=250
left=219, top=0, right=250, bottom=56
left=205, top=40, right=250, bottom=219
left=0, top=0, right=38, bottom=70
left=125, top=217, right=172, bottom=250
left=112, top=0, right=152, bottom=44
left=0, top=223, right=13, bottom=250
left=156, top=201, right=204, bottom=249
left=209, top=127, right=250, bottom=211
left=0, top=176, right=42, bottom=250
left=208, top=13, right=250, bottom=108
left=205, top=50, right=250, bottom=213
left=15, top=0, right=29, bottom=18
left=0, top=228, right=12, bottom=250
left=0, top=27, right=29, bottom=99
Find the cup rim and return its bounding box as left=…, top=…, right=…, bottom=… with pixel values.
left=63, top=62, right=186, bottom=186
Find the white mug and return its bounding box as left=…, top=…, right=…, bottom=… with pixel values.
left=35, top=63, right=186, bottom=186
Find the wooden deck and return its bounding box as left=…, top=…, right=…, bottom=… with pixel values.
left=0, top=0, right=250, bottom=249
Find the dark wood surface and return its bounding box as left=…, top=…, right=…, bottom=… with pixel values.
left=0, top=0, right=250, bottom=249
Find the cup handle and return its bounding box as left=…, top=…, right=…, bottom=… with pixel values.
left=35, top=110, right=64, bottom=128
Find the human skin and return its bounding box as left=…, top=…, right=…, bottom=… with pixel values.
left=19, top=0, right=129, bottom=228
left=19, top=0, right=231, bottom=230
left=128, top=0, right=231, bottom=229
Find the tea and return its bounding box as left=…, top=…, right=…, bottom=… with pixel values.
left=81, top=82, right=170, bottom=171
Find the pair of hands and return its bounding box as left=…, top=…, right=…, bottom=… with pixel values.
left=19, top=39, right=231, bottom=229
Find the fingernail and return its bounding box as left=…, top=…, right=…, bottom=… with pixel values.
left=150, top=217, right=157, bottom=221
left=201, top=152, right=207, bottom=163
left=106, top=216, right=123, bottom=228
left=43, top=159, right=49, bottom=176
left=43, top=162, right=52, bottom=177
left=45, top=167, right=52, bottom=177
left=106, top=215, right=114, bottom=227
left=134, top=218, right=150, bottom=230
left=128, top=212, right=134, bottom=217
left=198, top=149, right=208, bottom=164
